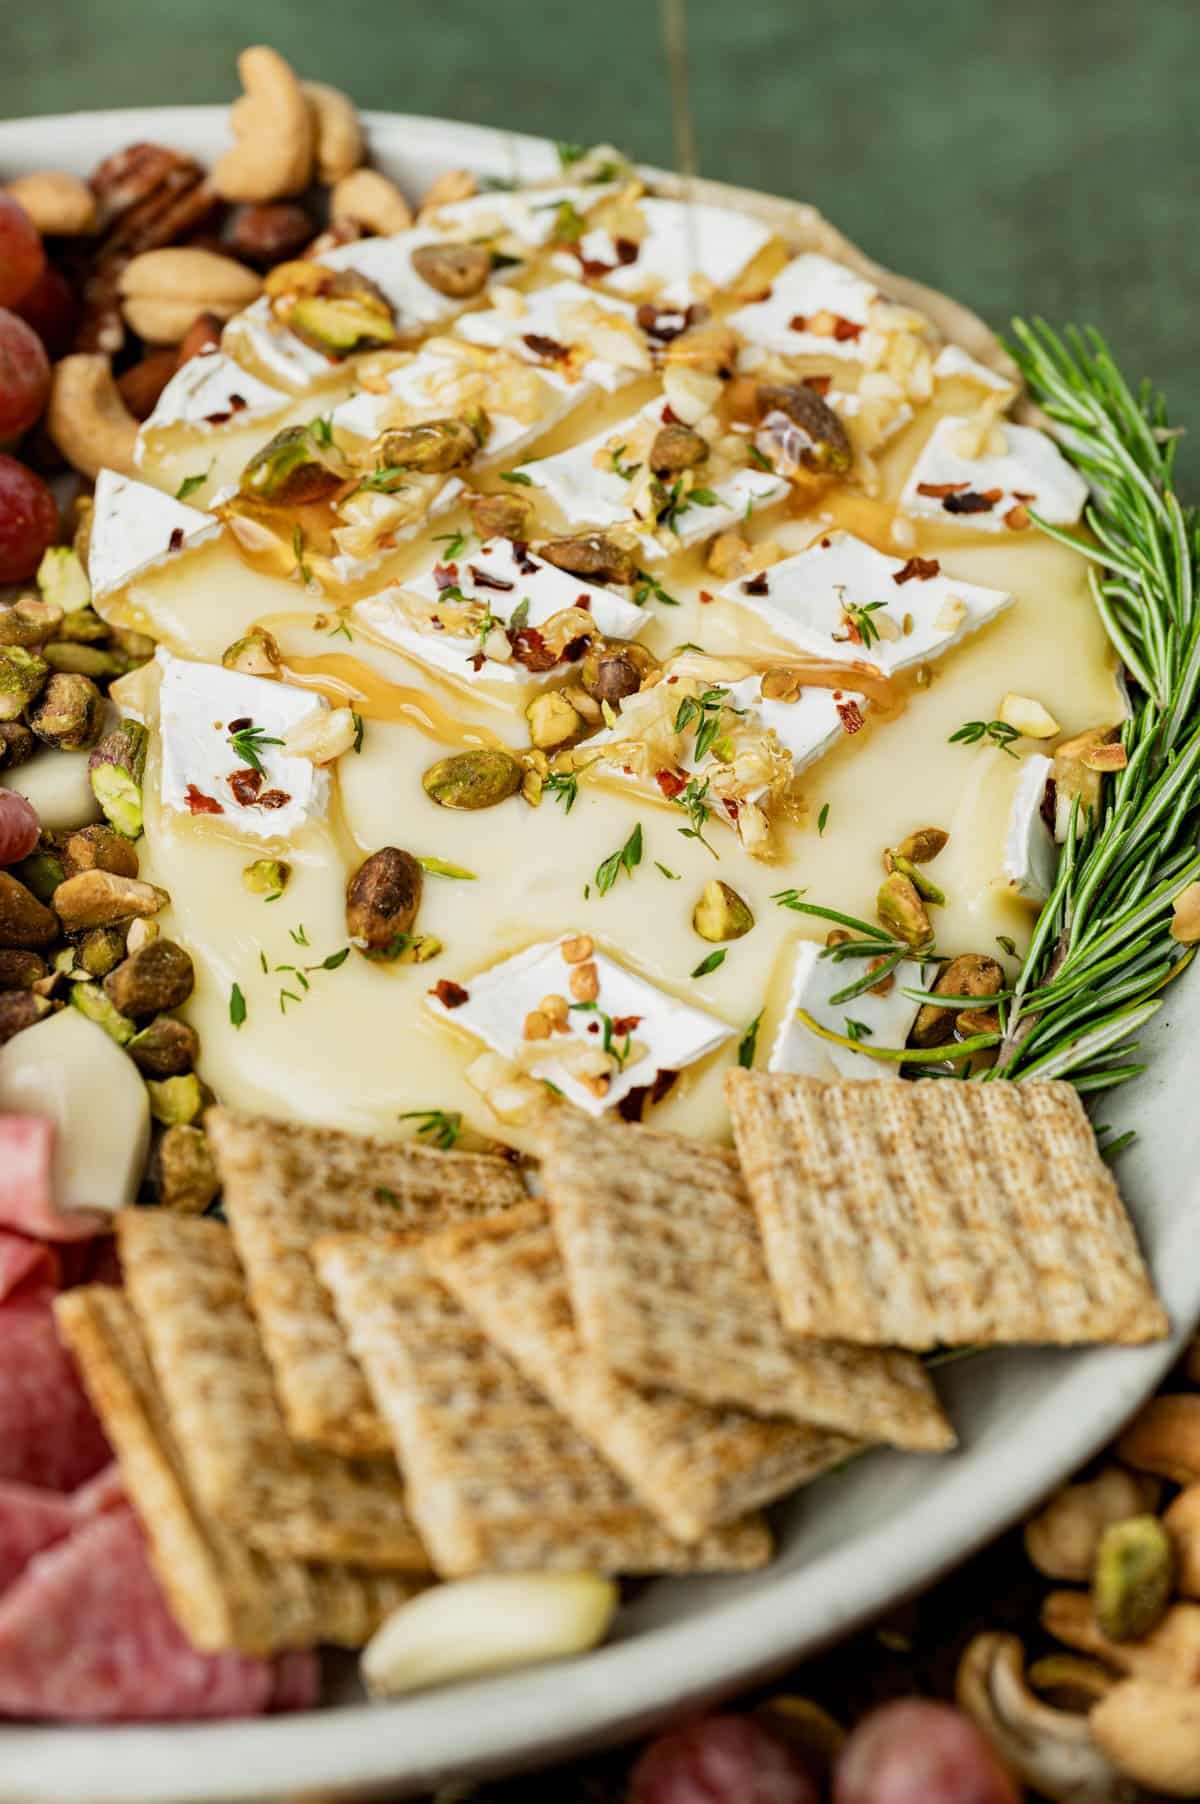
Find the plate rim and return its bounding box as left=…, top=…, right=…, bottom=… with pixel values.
left=0, top=101, right=1194, bottom=1804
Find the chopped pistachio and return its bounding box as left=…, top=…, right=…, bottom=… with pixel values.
left=36, top=546, right=90, bottom=613
left=876, top=872, right=932, bottom=946
left=754, top=382, right=853, bottom=476
left=1093, top=1516, right=1173, bottom=1642
left=692, top=879, right=755, bottom=943
left=0, top=872, right=58, bottom=948
left=146, top=1072, right=209, bottom=1127
left=128, top=1013, right=198, bottom=1079
left=243, top=857, right=290, bottom=897
left=156, top=1123, right=219, bottom=1215
left=0, top=646, right=49, bottom=722
left=889, top=852, right=945, bottom=906
left=75, top=924, right=128, bottom=979
left=423, top=748, right=522, bottom=811
left=104, top=939, right=194, bottom=1018
left=13, top=841, right=66, bottom=902
left=526, top=691, right=583, bottom=750
left=0, top=949, right=46, bottom=990
left=27, top=672, right=103, bottom=751
left=0, top=721, right=35, bottom=768
left=539, top=533, right=638, bottom=586
left=0, top=596, right=64, bottom=648
left=346, top=847, right=423, bottom=959
left=62, top=823, right=140, bottom=880
left=373, top=416, right=484, bottom=475
left=240, top=424, right=347, bottom=506
left=222, top=627, right=283, bottom=680
left=42, top=642, right=126, bottom=679
left=70, top=980, right=135, bottom=1045
left=896, top=826, right=949, bottom=865
left=410, top=241, right=492, bottom=298
left=125, top=917, right=159, bottom=955
left=88, top=719, right=148, bottom=838
left=581, top=647, right=644, bottom=706
left=468, top=490, right=532, bottom=539
left=52, top=871, right=169, bottom=933
left=289, top=289, right=396, bottom=359
left=0, top=990, right=52, bottom=1044
left=56, top=605, right=109, bottom=645
left=911, top=953, right=1005, bottom=1048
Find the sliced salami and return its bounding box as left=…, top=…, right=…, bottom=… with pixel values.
left=0, top=1482, right=76, bottom=1594
left=0, top=1506, right=280, bottom=1721
left=268, top=1648, right=321, bottom=1713
left=0, top=1115, right=104, bottom=1243
left=0, top=1229, right=58, bottom=1302
left=0, top=1295, right=110, bottom=1491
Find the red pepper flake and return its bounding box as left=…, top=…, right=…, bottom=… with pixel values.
left=1040, top=775, right=1058, bottom=833
left=616, top=1066, right=677, bottom=1123
left=511, top=627, right=558, bottom=672
left=613, top=236, right=639, bottom=265
left=832, top=316, right=864, bottom=342
left=168, top=527, right=184, bottom=552
left=512, top=542, right=539, bottom=574
left=257, top=789, right=289, bottom=810
left=917, top=481, right=969, bottom=498
left=468, top=652, right=486, bottom=671
left=635, top=302, right=700, bottom=341
left=892, top=555, right=941, bottom=584
left=698, top=589, right=714, bottom=603
left=522, top=332, right=570, bottom=361
left=660, top=402, right=681, bottom=426
left=586, top=1020, right=600, bottom=1033
left=788, top=313, right=808, bottom=332
left=468, top=565, right=515, bottom=592
left=1004, top=503, right=1031, bottom=531
left=1013, top=490, right=1037, bottom=502
left=203, top=410, right=233, bottom=425
left=185, top=785, right=223, bottom=814
left=655, top=768, right=688, bottom=799
left=229, top=395, right=247, bottom=414
left=803, top=374, right=833, bottom=396
left=227, top=716, right=252, bottom=733
left=562, top=635, right=588, bottom=662
left=432, top=980, right=469, bottom=1009
left=433, top=561, right=460, bottom=590
left=611, top=1014, right=642, bottom=1036
left=742, top=573, right=770, bottom=596
left=228, top=767, right=263, bottom=807
left=819, top=536, right=832, bottom=547
left=836, top=698, right=866, bottom=734
left=742, top=286, right=773, bottom=304
left=575, top=594, right=592, bottom=610
left=943, top=489, right=999, bottom=515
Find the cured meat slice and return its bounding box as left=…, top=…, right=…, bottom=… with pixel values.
left=0, top=1115, right=102, bottom=1243
left=268, top=1648, right=320, bottom=1712
left=0, top=1504, right=283, bottom=1721
left=0, top=1295, right=110, bottom=1490
left=0, top=1229, right=57, bottom=1302
left=0, top=1483, right=76, bottom=1593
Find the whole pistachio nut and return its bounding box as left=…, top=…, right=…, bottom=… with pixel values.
left=346, top=846, right=424, bottom=960
left=104, top=938, right=195, bottom=1018
left=12, top=840, right=66, bottom=901
left=52, top=870, right=169, bottom=933
left=538, top=533, right=638, bottom=587
left=0, top=949, right=46, bottom=990
left=222, top=627, right=283, bottom=680
left=288, top=271, right=396, bottom=358
left=693, top=879, right=755, bottom=943
left=27, top=672, right=104, bottom=751
left=422, top=748, right=522, bottom=811
left=241, top=424, right=347, bottom=506
left=889, top=852, right=945, bottom=906
left=755, top=381, right=853, bottom=476
left=156, top=1122, right=219, bottom=1215
left=876, top=871, right=932, bottom=946
left=649, top=423, right=709, bottom=475
left=526, top=691, right=583, bottom=751
left=35, top=546, right=90, bottom=614
left=581, top=649, right=642, bottom=707
left=70, top=980, right=135, bottom=1045
left=0, top=872, right=59, bottom=948
left=468, top=490, right=533, bottom=540
left=57, top=605, right=108, bottom=645
left=243, top=857, right=290, bottom=896
left=88, top=719, right=148, bottom=838
left=896, top=825, right=950, bottom=865
left=146, top=1072, right=210, bottom=1127
left=0, top=990, right=53, bottom=1045
left=0, top=646, right=49, bottom=722
left=1093, top=1515, right=1174, bottom=1642
left=128, top=1013, right=200, bottom=1079
left=410, top=241, right=492, bottom=298
left=76, top=924, right=128, bottom=979
left=374, top=416, right=484, bottom=474
left=911, top=952, right=1004, bottom=1048
left=43, top=643, right=127, bottom=680
left=0, top=597, right=64, bottom=647
left=0, top=721, right=36, bottom=769
left=62, top=824, right=140, bottom=880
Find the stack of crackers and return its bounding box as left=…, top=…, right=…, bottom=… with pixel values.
left=56, top=1073, right=1166, bottom=1660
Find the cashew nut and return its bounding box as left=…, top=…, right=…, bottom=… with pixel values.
left=4, top=170, right=97, bottom=235
left=1117, top=1394, right=1200, bottom=1485
left=330, top=168, right=413, bottom=236
left=1025, top=1466, right=1161, bottom=1582
left=1161, top=1485, right=1200, bottom=1597
left=212, top=45, right=315, bottom=203
left=47, top=356, right=140, bottom=481
left=1043, top=1590, right=1200, bottom=1686
left=956, top=1632, right=1129, bottom=1803
left=419, top=167, right=479, bottom=215
left=117, top=247, right=262, bottom=344
left=1091, top=1679, right=1200, bottom=1797
left=302, top=81, right=364, bottom=183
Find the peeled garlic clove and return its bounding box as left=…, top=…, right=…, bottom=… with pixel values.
left=361, top=1573, right=618, bottom=1698
left=998, top=693, right=1060, bottom=739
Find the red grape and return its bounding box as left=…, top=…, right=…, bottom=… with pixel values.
left=0, top=195, right=45, bottom=310
left=0, top=310, right=51, bottom=441
left=0, top=791, right=40, bottom=864
left=629, top=1715, right=820, bottom=1804
left=0, top=454, right=58, bottom=584
left=834, top=1700, right=1021, bottom=1804
left=14, top=263, right=78, bottom=361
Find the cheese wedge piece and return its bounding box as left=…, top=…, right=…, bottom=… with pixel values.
left=553, top=198, right=772, bottom=302
left=88, top=470, right=222, bottom=603
left=157, top=652, right=331, bottom=840
left=768, top=940, right=923, bottom=1081
left=454, top=279, right=648, bottom=392
left=932, top=343, right=1017, bottom=393
left=728, top=252, right=880, bottom=359
left=901, top=416, right=1088, bottom=531
left=222, top=295, right=346, bottom=394
left=426, top=934, right=734, bottom=1118
left=427, top=184, right=620, bottom=251
left=1003, top=752, right=1059, bottom=903
left=137, top=350, right=291, bottom=449
left=719, top=530, right=1013, bottom=674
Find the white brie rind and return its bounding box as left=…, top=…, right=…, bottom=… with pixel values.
left=932, top=343, right=1017, bottom=394
left=426, top=933, right=734, bottom=1117
left=328, top=477, right=466, bottom=586
left=354, top=537, right=646, bottom=688
left=453, top=280, right=646, bottom=393
left=900, top=416, right=1088, bottom=532
left=426, top=184, right=619, bottom=251
left=1003, top=752, right=1059, bottom=903
left=88, top=470, right=222, bottom=603
left=553, top=198, right=772, bottom=302
left=157, top=652, right=330, bottom=840
left=719, top=530, right=1013, bottom=675
left=727, top=252, right=879, bottom=359
left=137, top=351, right=291, bottom=452
left=221, top=295, right=345, bottom=394
left=320, top=229, right=494, bottom=328
left=768, top=939, right=923, bottom=1081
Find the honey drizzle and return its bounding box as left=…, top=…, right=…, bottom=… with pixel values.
left=282, top=653, right=503, bottom=749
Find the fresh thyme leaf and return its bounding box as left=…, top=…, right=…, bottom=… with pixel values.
left=556, top=139, right=587, bottom=167
left=632, top=568, right=679, bottom=608
left=689, top=487, right=719, bottom=506
left=569, top=1001, right=633, bottom=1069
left=546, top=197, right=588, bottom=243
left=844, top=1017, right=874, bottom=1041
left=259, top=950, right=269, bottom=973
left=996, top=934, right=1019, bottom=957
left=508, top=597, right=530, bottom=636
left=747, top=444, right=774, bottom=472
left=327, top=616, right=353, bottom=642
left=351, top=710, right=364, bottom=753
left=818, top=803, right=830, bottom=836
left=174, top=467, right=211, bottom=501
left=738, top=1010, right=762, bottom=1068
left=672, top=686, right=732, bottom=766
left=609, top=443, right=641, bottom=481
left=500, top=470, right=533, bottom=486
left=316, top=947, right=351, bottom=970
left=948, top=718, right=1021, bottom=756
left=279, top=987, right=303, bottom=1013
left=595, top=822, right=643, bottom=895
left=691, top=948, right=726, bottom=978
left=308, top=414, right=334, bottom=447
left=289, top=923, right=310, bottom=947
left=398, top=1108, right=462, bottom=1150
left=655, top=861, right=680, bottom=880
left=349, top=464, right=412, bottom=496
left=840, top=600, right=887, bottom=650
left=292, top=525, right=312, bottom=586
left=229, top=982, right=246, bottom=1028
left=432, top=529, right=470, bottom=559
left=227, top=722, right=284, bottom=775
left=417, top=857, right=477, bottom=880
left=545, top=771, right=579, bottom=813
left=673, top=777, right=719, bottom=857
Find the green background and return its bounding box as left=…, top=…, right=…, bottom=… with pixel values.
left=4, top=0, right=1197, bottom=455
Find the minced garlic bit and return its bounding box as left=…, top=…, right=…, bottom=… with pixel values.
left=999, top=693, right=1061, bottom=739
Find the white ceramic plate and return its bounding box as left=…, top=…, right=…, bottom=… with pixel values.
left=1, top=104, right=1196, bottom=1804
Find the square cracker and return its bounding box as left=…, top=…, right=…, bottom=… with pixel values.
left=117, top=1208, right=429, bottom=1572
left=206, top=1106, right=526, bottom=1457
left=313, top=1232, right=774, bottom=1577
left=725, top=1071, right=1168, bottom=1348
left=535, top=1108, right=952, bottom=1451
left=55, top=1287, right=417, bottom=1656
left=425, top=1201, right=857, bottom=1543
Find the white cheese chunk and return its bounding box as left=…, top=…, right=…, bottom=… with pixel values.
left=1003, top=752, right=1059, bottom=902
left=427, top=934, right=734, bottom=1116
left=320, top=229, right=487, bottom=327
left=454, top=279, right=645, bottom=392
left=719, top=531, right=1013, bottom=675
left=728, top=252, right=879, bottom=359
left=554, top=198, right=771, bottom=301
left=901, top=416, right=1088, bottom=531
left=221, top=295, right=342, bottom=393
left=138, top=350, right=291, bottom=446
left=355, top=537, right=645, bottom=688
left=769, top=939, right=923, bottom=1081
left=157, top=652, right=330, bottom=840
left=88, top=470, right=221, bottom=601
left=932, top=343, right=1017, bottom=393
left=328, top=477, right=465, bottom=586
left=427, top=184, right=618, bottom=250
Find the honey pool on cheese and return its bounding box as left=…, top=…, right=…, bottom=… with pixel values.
left=95, top=186, right=1123, bottom=1151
